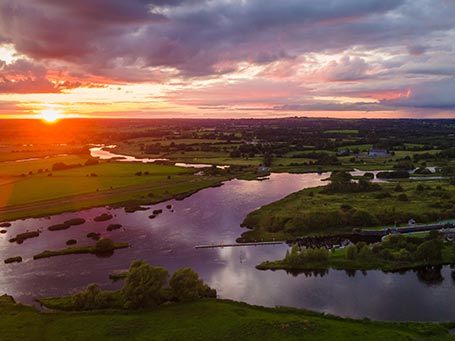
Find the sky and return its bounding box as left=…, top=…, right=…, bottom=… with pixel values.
left=0, top=0, right=454, bottom=119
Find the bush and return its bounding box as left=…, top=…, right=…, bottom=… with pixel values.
left=170, top=268, right=206, bottom=301
left=350, top=210, right=379, bottom=227
left=9, top=231, right=40, bottom=244
left=95, top=238, right=115, bottom=254
left=64, top=218, right=86, bottom=226
left=415, top=239, right=443, bottom=262
left=122, top=260, right=168, bottom=308
left=72, top=284, right=114, bottom=310
left=94, top=213, right=113, bottom=222
left=300, top=247, right=329, bottom=263
left=4, top=256, right=22, bottom=264
left=345, top=244, right=357, bottom=260
left=107, top=224, right=122, bottom=231
left=84, top=158, right=99, bottom=166
left=377, top=171, right=410, bottom=179
left=87, top=232, right=101, bottom=240
left=397, top=193, right=409, bottom=201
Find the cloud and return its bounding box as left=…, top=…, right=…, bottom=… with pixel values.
left=0, top=58, right=104, bottom=93
left=0, top=0, right=454, bottom=118
left=383, top=78, right=455, bottom=109
left=314, top=56, right=372, bottom=81
left=0, top=59, right=58, bottom=93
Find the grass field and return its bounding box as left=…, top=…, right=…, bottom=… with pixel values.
left=324, top=129, right=359, bottom=134
left=1, top=296, right=453, bottom=340
left=0, top=156, right=192, bottom=206
left=240, top=180, right=455, bottom=241
left=0, top=155, right=231, bottom=221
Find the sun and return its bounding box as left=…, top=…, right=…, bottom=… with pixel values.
left=40, top=109, right=62, bottom=123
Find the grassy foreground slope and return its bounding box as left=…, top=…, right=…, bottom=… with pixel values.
left=1, top=296, right=453, bottom=341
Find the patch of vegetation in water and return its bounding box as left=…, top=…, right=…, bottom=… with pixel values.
left=107, top=224, right=122, bottom=231
left=33, top=238, right=128, bottom=260
left=9, top=231, right=40, bottom=244
left=124, top=205, right=148, bottom=213
left=48, top=218, right=86, bottom=231
left=64, top=218, right=86, bottom=225
left=87, top=232, right=101, bottom=240
left=4, top=256, right=22, bottom=264
left=94, top=213, right=113, bottom=222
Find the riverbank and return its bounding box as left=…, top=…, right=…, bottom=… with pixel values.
left=1, top=295, right=453, bottom=340
left=0, top=152, right=268, bottom=222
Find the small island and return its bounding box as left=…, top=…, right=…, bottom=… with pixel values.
left=241, top=171, right=455, bottom=242
left=258, top=232, right=455, bottom=272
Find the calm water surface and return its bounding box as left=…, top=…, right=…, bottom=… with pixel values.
left=1, top=172, right=455, bottom=321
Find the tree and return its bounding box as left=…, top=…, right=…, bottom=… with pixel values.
left=415, top=239, right=443, bottom=262
left=169, top=268, right=213, bottom=301
left=122, top=260, right=168, bottom=308
left=345, top=244, right=357, bottom=260
left=72, top=283, right=113, bottom=310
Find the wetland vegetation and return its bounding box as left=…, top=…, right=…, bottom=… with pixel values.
left=3, top=118, right=455, bottom=337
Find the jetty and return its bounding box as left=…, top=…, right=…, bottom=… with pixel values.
left=195, top=241, right=284, bottom=249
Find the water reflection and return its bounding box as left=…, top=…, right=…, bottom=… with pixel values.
left=2, top=172, right=455, bottom=321
left=415, top=266, right=444, bottom=286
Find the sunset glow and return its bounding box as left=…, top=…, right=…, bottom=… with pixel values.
left=39, top=109, right=62, bottom=123
left=0, top=1, right=453, bottom=119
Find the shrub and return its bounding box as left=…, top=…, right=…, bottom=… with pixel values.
left=170, top=268, right=206, bottom=301
left=95, top=238, right=115, bottom=254
left=48, top=223, right=70, bottom=231
left=377, top=171, right=410, bottom=179
left=66, top=239, right=77, bottom=246
left=9, top=231, right=40, bottom=244
left=350, top=210, right=379, bottom=227
left=64, top=218, right=86, bottom=226
left=394, top=184, right=404, bottom=192
left=122, top=261, right=168, bottom=308
left=415, top=239, right=443, bottom=262
left=397, top=193, right=409, bottom=201
left=84, top=158, right=99, bottom=166
left=72, top=284, right=114, bottom=310
left=4, top=256, right=22, bottom=264
left=107, top=224, right=122, bottom=231
left=345, top=244, right=357, bottom=260
left=94, top=213, right=113, bottom=222
left=87, top=232, right=101, bottom=240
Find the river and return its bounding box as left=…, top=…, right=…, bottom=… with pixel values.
left=2, top=170, right=455, bottom=321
